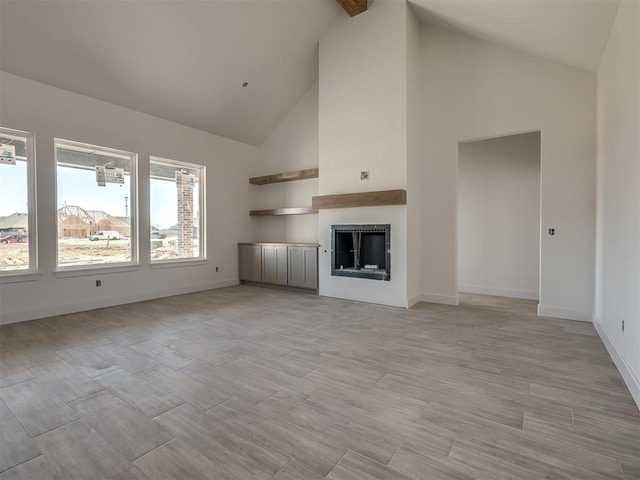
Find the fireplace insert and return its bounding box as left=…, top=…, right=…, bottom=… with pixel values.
left=331, top=224, right=390, bottom=281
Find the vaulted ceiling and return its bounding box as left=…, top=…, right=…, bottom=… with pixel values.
left=408, top=0, right=620, bottom=72
left=0, top=1, right=620, bottom=147
left=0, top=0, right=344, bottom=146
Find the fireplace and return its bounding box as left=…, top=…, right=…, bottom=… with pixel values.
left=331, top=224, right=390, bottom=281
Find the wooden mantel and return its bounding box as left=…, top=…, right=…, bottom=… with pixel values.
left=336, top=0, right=367, bottom=17
left=312, top=189, right=406, bottom=209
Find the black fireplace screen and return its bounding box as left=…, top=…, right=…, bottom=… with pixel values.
left=331, top=224, right=390, bottom=281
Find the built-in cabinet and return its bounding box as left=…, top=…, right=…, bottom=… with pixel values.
left=287, top=246, right=318, bottom=289
left=238, top=243, right=318, bottom=290
left=238, top=244, right=262, bottom=282
left=262, top=245, right=288, bottom=285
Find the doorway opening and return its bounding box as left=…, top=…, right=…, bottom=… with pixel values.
left=456, top=131, right=541, bottom=305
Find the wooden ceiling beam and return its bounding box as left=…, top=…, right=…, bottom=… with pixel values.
left=336, top=0, right=367, bottom=17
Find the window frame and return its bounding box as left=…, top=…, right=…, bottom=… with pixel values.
left=149, top=156, right=206, bottom=264
left=0, top=127, right=38, bottom=279
left=54, top=138, right=138, bottom=272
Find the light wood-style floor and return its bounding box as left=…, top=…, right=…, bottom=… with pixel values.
left=1, top=286, right=638, bottom=480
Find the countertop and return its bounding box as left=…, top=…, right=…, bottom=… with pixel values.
left=238, top=242, right=320, bottom=247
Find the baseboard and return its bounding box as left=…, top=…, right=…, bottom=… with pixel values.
left=537, top=304, right=592, bottom=322
left=407, top=294, right=422, bottom=308
left=593, top=314, right=640, bottom=409
left=0, top=278, right=240, bottom=325
left=458, top=284, right=538, bottom=300
left=415, top=292, right=459, bottom=306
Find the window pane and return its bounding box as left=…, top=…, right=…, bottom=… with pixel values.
left=0, top=129, right=33, bottom=272
left=150, top=158, right=204, bottom=262
left=56, top=140, right=136, bottom=268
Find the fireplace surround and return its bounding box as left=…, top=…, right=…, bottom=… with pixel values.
left=331, top=224, right=390, bottom=281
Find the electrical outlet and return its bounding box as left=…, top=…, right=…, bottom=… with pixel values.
left=96, top=280, right=102, bottom=287
left=215, top=266, right=219, bottom=272
left=622, top=319, right=624, bottom=332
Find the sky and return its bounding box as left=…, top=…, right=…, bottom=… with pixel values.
left=0, top=161, right=28, bottom=216
left=0, top=163, right=199, bottom=230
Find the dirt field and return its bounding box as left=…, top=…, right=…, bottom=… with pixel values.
left=0, top=243, right=29, bottom=271
left=57, top=238, right=132, bottom=266
left=0, top=237, right=200, bottom=270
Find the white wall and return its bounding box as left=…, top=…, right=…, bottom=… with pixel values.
left=319, top=2, right=408, bottom=197
left=406, top=5, right=422, bottom=305
left=420, top=26, right=596, bottom=319
left=594, top=0, right=640, bottom=405
left=458, top=132, right=540, bottom=300
left=252, top=83, right=319, bottom=244
left=318, top=0, right=409, bottom=307
left=0, top=72, right=259, bottom=324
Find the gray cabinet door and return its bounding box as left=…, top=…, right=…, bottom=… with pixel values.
left=288, top=246, right=318, bottom=289
left=262, top=245, right=288, bottom=285
left=238, top=245, right=262, bottom=282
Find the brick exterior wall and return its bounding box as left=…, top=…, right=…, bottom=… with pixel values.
left=177, top=174, right=194, bottom=256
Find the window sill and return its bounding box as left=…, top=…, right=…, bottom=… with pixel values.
left=149, top=259, right=208, bottom=270
left=0, top=272, right=42, bottom=284
left=54, top=264, right=141, bottom=278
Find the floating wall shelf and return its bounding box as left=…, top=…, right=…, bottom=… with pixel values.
left=249, top=168, right=319, bottom=185
left=249, top=167, right=319, bottom=217
left=250, top=207, right=318, bottom=217
left=312, top=189, right=407, bottom=209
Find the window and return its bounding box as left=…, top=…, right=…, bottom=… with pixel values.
left=0, top=128, right=37, bottom=274
left=149, top=157, right=205, bottom=262
left=55, top=139, right=137, bottom=269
